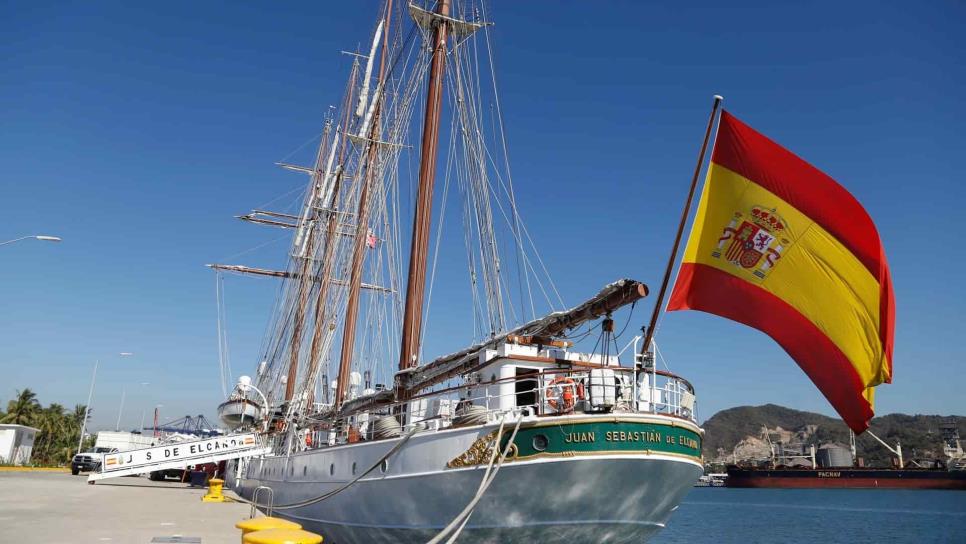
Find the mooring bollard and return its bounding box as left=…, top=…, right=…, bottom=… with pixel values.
left=202, top=478, right=226, bottom=502
left=242, top=528, right=323, bottom=544
left=235, top=517, right=303, bottom=543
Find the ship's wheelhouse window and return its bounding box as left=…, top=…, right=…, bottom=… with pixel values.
left=515, top=368, right=539, bottom=409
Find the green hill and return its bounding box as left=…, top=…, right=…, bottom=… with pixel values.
left=702, top=404, right=965, bottom=468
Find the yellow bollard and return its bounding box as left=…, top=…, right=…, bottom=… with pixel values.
left=236, top=517, right=303, bottom=543
left=243, top=528, right=323, bottom=544
left=202, top=478, right=226, bottom=502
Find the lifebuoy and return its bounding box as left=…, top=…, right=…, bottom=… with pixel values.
left=305, top=433, right=313, bottom=447
left=545, top=376, right=584, bottom=413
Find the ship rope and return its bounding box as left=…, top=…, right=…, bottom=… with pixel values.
left=240, top=426, right=419, bottom=511
left=427, top=412, right=524, bottom=544
left=480, top=0, right=539, bottom=322
left=214, top=271, right=232, bottom=398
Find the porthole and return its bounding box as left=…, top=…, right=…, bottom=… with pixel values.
left=289, top=466, right=294, bottom=476
left=380, top=459, right=389, bottom=473
left=329, top=463, right=335, bottom=476
left=303, top=466, right=307, bottom=477
left=352, top=462, right=357, bottom=475
left=532, top=434, right=549, bottom=452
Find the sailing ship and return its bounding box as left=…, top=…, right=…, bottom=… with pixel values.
left=213, top=2, right=704, bottom=542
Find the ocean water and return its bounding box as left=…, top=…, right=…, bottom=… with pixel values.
left=653, top=488, right=966, bottom=544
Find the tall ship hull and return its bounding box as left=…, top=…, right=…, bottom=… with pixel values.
left=231, top=413, right=703, bottom=543
left=726, top=466, right=966, bottom=490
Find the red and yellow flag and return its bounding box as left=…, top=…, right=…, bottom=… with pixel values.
left=668, top=111, right=894, bottom=433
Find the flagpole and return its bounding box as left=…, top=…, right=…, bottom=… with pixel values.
left=640, top=95, right=723, bottom=360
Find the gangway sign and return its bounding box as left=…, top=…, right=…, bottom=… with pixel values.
left=88, top=432, right=272, bottom=482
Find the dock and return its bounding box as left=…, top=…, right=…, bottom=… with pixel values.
left=0, top=471, right=251, bottom=544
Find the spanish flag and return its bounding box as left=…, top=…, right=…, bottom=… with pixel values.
left=668, top=111, right=894, bottom=433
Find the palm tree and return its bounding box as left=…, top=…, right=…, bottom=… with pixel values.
left=2, top=391, right=97, bottom=465
left=71, top=405, right=89, bottom=426
left=2, top=389, right=40, bottom=425
left=35, top=403, right=68, bottom=461
left=67, top=405, right=90, bottom=456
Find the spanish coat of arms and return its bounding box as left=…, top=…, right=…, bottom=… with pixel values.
left=711, top=205, right=790, bottom=280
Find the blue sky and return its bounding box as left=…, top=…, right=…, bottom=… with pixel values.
left=2, top=1, right=963, bottom=431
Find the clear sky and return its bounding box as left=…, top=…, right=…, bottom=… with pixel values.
left=2, top=1, right=963, bottom=431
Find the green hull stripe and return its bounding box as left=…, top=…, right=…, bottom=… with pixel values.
left=505, top=420, right=702, bottom=461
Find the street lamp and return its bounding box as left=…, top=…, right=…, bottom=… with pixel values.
left=137, top=383, right=152, bottom=432
left=117, top=380, right=150, bottom=432
left=77, top=352, right=134, bottom=454
left=0, top=235, right=62, bottom=247
left=153, top=404, right=163, bottom=438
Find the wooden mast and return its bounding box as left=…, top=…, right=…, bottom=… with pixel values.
left=334, top=0, right=393, bottom=411
left=398, top=0, right=450, bottom=374
left=283, top=118, right=334, bottom=402
left=284, top=246, right=315, bottom=401
left=305, top=61, right=359, bottom=409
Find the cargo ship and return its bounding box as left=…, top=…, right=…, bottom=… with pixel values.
left=726, top=466, right=966, bottom=489
left=725, top=421, right=966, bottom=490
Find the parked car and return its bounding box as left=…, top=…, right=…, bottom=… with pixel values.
left=148, top=462, right=222, bottom=483
left=148, top=468, right=187, bottom=481
left=71, top=447, right=117, bottom=475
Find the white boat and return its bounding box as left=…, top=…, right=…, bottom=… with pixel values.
left=217, top=397, right=263, bottom=430
left=695, top=473, right=727, bottom=487
left=211, top=1, right=706, bottom=541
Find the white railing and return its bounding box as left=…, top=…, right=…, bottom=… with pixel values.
left=293, top=366, right=696, bottom=448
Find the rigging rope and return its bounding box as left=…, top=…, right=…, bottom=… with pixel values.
left=427, top=412, right=524, bottom=544
left=215, top=272, right=235, bottom=398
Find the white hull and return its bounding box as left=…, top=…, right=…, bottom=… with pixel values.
left=230, top=414, right=702, bottom=543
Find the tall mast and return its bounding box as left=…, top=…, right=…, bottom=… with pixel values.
left=304, top=61, right=359, bottom=409
left=284, top=118, right=334, bottom=402
left=334, top=0, right=394, bottom=411
left=398, top=0, right=450, bottom=373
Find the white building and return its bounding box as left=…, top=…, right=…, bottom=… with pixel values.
left=0, top=424, right=40, bottom=465
left=94, top=431, right=156, bottom=451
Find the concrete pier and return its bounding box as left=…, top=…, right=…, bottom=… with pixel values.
left=0, top=472, right=251, bottom=544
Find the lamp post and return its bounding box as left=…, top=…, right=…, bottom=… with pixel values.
left=115, top=387, right=126, bottom=432
left=0, top=235, right=62, bottom=247
left=77, top=352, right=133, bottom=454
left=117, top=381, right=150, bottom=432
left=153, top=404, right=163, bottom=438
left=137, top=383, right=152, bottom=432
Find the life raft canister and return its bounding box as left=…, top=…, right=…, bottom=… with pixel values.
left=545, top=376, right=584, bottom=413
